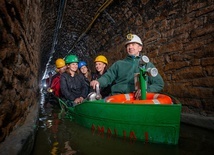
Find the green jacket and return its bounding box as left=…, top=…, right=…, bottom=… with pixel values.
left=98, top=55, right=164, bottom=94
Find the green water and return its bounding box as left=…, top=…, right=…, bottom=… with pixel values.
left=31, top=102, right=213, bottom=155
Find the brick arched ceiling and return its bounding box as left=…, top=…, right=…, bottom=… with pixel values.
left=41, top=0, right=116, bottom=74
left=40, top=0, right=155, bottom=76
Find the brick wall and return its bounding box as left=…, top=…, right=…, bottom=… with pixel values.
left=0, top=0, right=41, bottom=142
left=84, top=0, right=214, bottom=115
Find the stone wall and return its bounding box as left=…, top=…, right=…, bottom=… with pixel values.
left=0, top=1, right=41, bottom=142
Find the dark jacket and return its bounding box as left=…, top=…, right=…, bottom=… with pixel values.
left=80, top=73, right=91, bottom=95
left=60, top=72, right=88, bottom=101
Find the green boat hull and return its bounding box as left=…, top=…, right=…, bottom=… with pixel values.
left=66, top=100, right=181, bottom=145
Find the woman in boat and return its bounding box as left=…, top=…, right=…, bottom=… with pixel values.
left=78, top=61, right=93, bottom=94
left=48, top=58, right=67, bottom=97
left=60, top=54, right=88, bottom=106
left=90, top=34, right=164, bottom=99
left=92, top=55, right=112, bottom=98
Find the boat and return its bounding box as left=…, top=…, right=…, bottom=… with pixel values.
left=60, top=96, right=181, bottom=145
left=59, top=56, right=182, bottom=145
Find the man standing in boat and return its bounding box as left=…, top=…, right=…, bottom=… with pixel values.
left=90, top=34, right=164, bottom=98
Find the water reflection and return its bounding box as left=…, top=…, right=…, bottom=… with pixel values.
left=31, top=97, right=214, bottom=155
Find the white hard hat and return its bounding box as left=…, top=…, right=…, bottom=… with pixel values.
left=125, top=34, right=143, bottom=46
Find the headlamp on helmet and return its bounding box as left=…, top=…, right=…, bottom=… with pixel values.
left=125, top=33, right=143, bottom=46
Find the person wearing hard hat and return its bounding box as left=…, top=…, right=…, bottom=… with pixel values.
left=78, top=61, right=93, bottom=94
left=48, top=58, right=67, bottom=97
left=60, top=55, right=88, bottom=106
left=90, top=34, right=164, bottom=97
left=93, top=55, right=108, bottom=76
left=91, top=55, right=112, bottom=98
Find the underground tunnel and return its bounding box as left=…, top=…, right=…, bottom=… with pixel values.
left=0, top=0, right=213, bottom=154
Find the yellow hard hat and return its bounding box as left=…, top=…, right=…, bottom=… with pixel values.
left=94, top=55, right=108, bottom=65
left=55, top=58, right=65, bottom=69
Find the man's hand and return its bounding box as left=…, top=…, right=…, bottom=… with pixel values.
left=90, top=80, right=100, bottom=90
left=134, top=89, right=141, bottom=99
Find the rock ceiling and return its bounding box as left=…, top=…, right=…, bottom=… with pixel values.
left=41, top=0, right=123, bottom=74
left=39, top=0, right=182, bottom=77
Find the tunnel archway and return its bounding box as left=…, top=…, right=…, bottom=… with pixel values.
left=0, top=1, right=213, bottom=152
